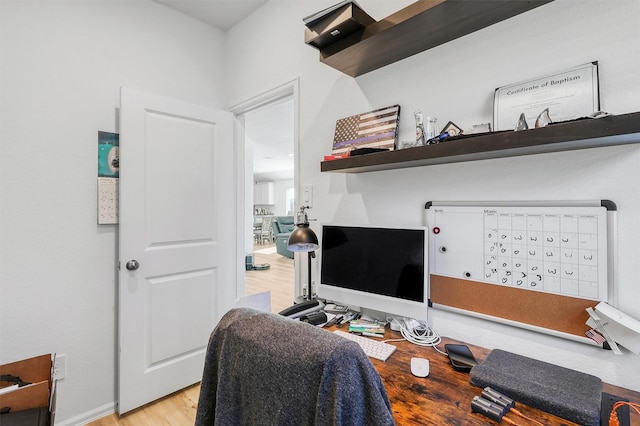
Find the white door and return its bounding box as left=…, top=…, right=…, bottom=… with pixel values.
left=118, top=87, right=237, bottom=413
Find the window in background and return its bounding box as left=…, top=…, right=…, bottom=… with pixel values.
left=286, top=187, right=295, bottom=216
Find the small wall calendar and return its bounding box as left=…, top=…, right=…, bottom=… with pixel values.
left=425, top=201, right=615, bottom=342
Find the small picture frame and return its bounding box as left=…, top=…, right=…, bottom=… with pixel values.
left=441, top=121, right=463, bottom=137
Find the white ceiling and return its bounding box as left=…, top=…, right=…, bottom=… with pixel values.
left=152, top=0, right=294, bottom=183
left=152, top=0, right=268, bottom=31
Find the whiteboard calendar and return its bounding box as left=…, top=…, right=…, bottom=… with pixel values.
left=426, top=202, right=611, bottom=302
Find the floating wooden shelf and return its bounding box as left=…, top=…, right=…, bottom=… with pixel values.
left=320, top=112, right=640, bottom=173
left=314, top=0, right=554, bottom=77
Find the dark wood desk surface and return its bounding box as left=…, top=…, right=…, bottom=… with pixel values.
left=328, top=326, right=640, bottom=425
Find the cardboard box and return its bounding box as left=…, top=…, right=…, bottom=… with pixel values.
left=0, top=354, right=55, bottom=424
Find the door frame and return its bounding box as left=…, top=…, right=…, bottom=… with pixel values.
left=228, top=78, right=302, bottom=299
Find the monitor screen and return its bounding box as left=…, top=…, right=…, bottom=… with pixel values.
left=318, top=224, right=428, bottom=320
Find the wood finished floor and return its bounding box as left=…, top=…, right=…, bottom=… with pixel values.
left=245, top=243, right=295, bottom=314
left=88, top=244, right=293, bottom=425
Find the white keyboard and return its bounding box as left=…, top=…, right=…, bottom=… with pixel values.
left=333, top=330, right=397, bottom=361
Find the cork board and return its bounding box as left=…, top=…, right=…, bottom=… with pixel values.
left=430, top=275, right=597, bottom=336
left=425, top=201, right=614, bottom=340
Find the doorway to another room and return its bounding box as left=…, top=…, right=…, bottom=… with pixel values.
left=235, top=84, right=297, bottom=313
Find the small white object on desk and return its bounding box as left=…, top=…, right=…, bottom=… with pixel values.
left=410, top=357, right=430, bottom=377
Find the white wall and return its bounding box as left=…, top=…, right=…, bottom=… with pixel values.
left=227, top=0, right=640, bottom=392
left=1, top=1, right=638, bottom=423
left=0, top=1, right=227, bottom=423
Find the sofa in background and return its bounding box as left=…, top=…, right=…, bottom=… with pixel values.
left=272, top=216, right=295, bottom=258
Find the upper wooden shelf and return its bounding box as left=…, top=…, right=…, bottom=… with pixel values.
left=320, top=112, right=640, bottom=173
left=316, top=0, right=554, bottom=77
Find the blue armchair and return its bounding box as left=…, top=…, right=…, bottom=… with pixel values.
left=271, top=216, right=295, bottom=258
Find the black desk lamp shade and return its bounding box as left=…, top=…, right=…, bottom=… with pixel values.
left=287, top=224, right=318, bottom=252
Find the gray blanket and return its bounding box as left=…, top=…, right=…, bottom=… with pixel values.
left=195, top=307, right=394, bottom=425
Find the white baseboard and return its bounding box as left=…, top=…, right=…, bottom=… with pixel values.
left=54, top=402, right=116, bottom=426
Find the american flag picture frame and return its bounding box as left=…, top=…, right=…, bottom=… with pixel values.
left=332, top=105, right=401, bottom=154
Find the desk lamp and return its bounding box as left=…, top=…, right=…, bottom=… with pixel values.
left=287, top=206, right=318, bottom=302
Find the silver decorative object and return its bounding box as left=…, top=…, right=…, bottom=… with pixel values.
left=471, top=123, right=492, bottom=134
left=515, top=113, right=528, bottom=131
left=415, top=111, right=426, bottom=146
left=425, top=116, right=438, bottom=140
left=535, top=108, right=552, bottom=128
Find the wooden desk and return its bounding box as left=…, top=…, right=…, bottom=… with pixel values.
left=328, top=326, right=640, bottom=425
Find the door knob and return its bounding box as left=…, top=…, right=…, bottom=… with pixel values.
left=126, top=260, right=140, bottom=271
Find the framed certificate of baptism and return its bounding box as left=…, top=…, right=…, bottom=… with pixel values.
left=493, top=62, right=599, bottom=131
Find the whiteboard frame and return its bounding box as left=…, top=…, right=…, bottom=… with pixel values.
left=424, top=200, right=616, bottom=343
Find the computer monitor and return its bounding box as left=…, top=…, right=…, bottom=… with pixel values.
left=317, top=224, right=429, bottom=321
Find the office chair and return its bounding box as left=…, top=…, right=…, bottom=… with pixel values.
left=195, top=308, right=394, bottom=426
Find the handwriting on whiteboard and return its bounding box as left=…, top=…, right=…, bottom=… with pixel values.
left=427, top=204, right=609, bottom=302
left=484, top=212, right=599, bottom=299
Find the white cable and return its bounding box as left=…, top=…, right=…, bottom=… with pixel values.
left=400, top=319, right=441, bottom=347
left=386, top=315, right=447, bottom=355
